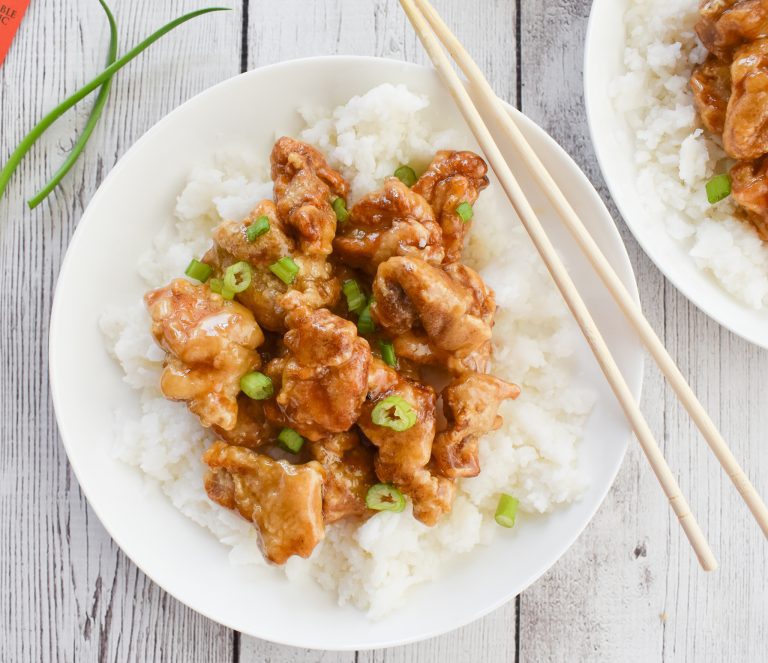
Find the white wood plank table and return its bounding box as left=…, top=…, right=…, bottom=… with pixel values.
left=1, top=1, right=766, bottom=661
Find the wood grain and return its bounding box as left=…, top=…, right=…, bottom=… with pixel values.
left=2, top=0, right=766, bottom=661
left=519, top=1, right=768, bottom=662
left=0, top=1, right=240, bottom=661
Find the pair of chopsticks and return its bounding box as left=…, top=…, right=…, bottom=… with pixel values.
left=400, top=0, right=768, bottom=571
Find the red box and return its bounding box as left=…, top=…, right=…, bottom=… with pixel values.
left=0, top=1, right=31, bottom=67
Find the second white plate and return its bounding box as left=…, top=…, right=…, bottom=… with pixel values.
left=585, top=0, right=768, bottom=348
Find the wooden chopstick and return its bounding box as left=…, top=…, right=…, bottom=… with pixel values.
left=399, top=0, right=719, bottom=570
left=410, top=0, right=768, bottom=541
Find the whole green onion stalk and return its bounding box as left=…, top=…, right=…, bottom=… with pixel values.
left=0, top=5, right=230, bottom=207
left=27, top=0, right=118, bottom=209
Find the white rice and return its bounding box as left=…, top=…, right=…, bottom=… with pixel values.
left=611, top=0, right=768, bottom=309
left=100, top=84, right=594, bottom=619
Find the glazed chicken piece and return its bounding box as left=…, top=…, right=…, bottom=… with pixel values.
left=271, top=136, right=348, bottom=257
left=724, top=38, right=768, bottom=160
left=212, top=395, right=277, bottom=448
left=212, top=200, right=294, bottom=266
left=202, top=441, right=325, bottom=565
left=204, top=200, right=341, bottom=332
left=270, top=301, right=372, bottom=441
left=433, top=373, right=521, bottom=478
left=333, top=178, right=445, bottom=273
left=696, top=0, right=768, bottom=60
left=729, top=157, right=768, bottom=239
left=690, top=54, right=732, bottom=134
left=145, top=279, right=264, bottom=430
left=358, top=359, right=455, bottom=526
left=412, top=150, right=490, bottom=263
left=371, top=256, right=495, bottom=373
left=392, top=331, right=492, bottom=375
left=307, top=430, right=377, bottom=523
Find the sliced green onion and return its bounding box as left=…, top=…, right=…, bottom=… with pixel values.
left=494, top=493, right=519, bottom=529
left=246, top=215, right=270, bottom=241
left=278, top=427, right=305, bottom=453
left=357, top=301, right=375, bottom=335
left=342, top=279, right=366, bottom=314
left=379, top=340, right=397, bottom=367
left=28, top=0, right=118, bottom=209
left=209, top=278, right=223, bottom=294
left=223, top=261, right=252, bottom=293
left=456, top=201, right=474, bottom=222
left=332, top=197, right=350, bottom=223
left=394, top=165, right=417, bottom=187
left=269, top=256, right=300, bottom=285
left=366, top=483, right=406, bottom=512
left=706, top=173, right=731, bottom=204
left=220, top=285, right=236, bottom=301
left=371, top=395, right=417, bottom=432
left=185, top=258, right=212, bottom=283
left=240, top=371, right=273, bottom=400
left=0, top=7, right=231, bottom=206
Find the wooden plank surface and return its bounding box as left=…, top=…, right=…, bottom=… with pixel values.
left=519, top=2, right=768, bottom=662
left=0, top=2, right=241, bottom=661
left=1, top=0, right=766, bottom=661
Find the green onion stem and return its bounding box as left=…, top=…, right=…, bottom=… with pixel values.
left=394, top=165, right=417, bottom=187
left=240, top=371, right=274, bottom=400
left=246, top=215, right=270, bottom=241
left=278, top=427, right=305, bottom=454
left=332, top=197, right=350, bottom=222
left=365, top=483, right=406, bottom=513
left=357, top=301, right=375, bottom=335
left=269, top=257, right=300, bottom=285
left=494, top=493, right=519, bottom=528
left=342, top=278, right=366, bottom=314
left=27, top=0, right=119, bottom=209
left=705, top=173, right=731, bottom=205
left=185, top=258, right=212, bottom=283
left=0, top=6, right=231, bottom=204
left=371, top=395, right=417, bottom=431
left=379, top=340, right=397, bottom=367
left=456, top=201, right=474, bottom=222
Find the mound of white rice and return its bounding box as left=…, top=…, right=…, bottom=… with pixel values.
left=100, top=84, right=594, bottom=619
left=611, top=0, right=768, bottom=309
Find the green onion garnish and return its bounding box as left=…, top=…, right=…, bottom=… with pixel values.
left=223, top=261, right=252, bottom=293
left=269, top=257, right=300, bottom=285
left=371, top=395, right=417, bottom=431
left=365, top=483, right=406, bottom=513
left=0, top=6, right=231, bottom=207
left=209, top=278, right=223, bottom=294
left=278, top=427, right=305, bottom=454
left=494, top=493, right=519, bottom=529
left=185, top=258, right=212, bottom=283
left=220, top=286, right=236, bottom=301
left=357, top=301, right=375, bottom=335
left=240, top=371, right=274, bottom=400
left=379, top=340, right=397, bottom=367
left=394, top=165, right=417, bottom=187
left=456, top=201, right=474, bottom=222
left=332, top=197, right=350, bottom=223
left=342, top=279, right=366, bottom=314
left=706, top=173, right=731, bottom=204
left=246, top=215, right=270, bottom=241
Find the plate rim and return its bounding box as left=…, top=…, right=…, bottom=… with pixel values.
left=49, top=54, right=644, bottom=650
left=583, top=0, right=768, bottom=350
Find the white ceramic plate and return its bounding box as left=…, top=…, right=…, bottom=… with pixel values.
left=584, top=0, right=768, bottom=348
left=50, top=56, right=643, bottom=650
